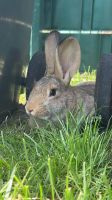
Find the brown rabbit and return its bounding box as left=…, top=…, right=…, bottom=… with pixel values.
left=25, top=31, right=95, bottom=124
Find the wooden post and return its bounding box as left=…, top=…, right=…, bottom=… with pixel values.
left=95, top=54, right=112, bottom=127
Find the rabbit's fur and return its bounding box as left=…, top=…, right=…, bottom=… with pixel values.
left=25, top=31, right=95, bottom=124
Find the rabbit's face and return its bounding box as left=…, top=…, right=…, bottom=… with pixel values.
left=25, top=31, right=81, bottom=122
left=25, top=76, right=68, bottom=121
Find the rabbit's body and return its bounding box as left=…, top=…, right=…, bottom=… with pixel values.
left=25, top=31, right=95, bottom=124
left=73, top=82, right=95, bottom=116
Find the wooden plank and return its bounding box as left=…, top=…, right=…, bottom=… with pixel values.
left=95, top=54, right=112, bottom=127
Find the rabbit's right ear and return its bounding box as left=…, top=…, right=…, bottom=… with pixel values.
left=45, top=31, right=59, bottom=75
left=55, top=37, right=81, bottom=85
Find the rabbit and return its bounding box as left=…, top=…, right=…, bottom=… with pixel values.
left=25, top=31, right=95, bottom=124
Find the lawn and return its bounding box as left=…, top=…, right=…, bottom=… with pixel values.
left=0, top=70, right=112, bottom=200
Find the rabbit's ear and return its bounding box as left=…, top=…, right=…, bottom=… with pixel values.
left=45, top=31, right=59, bottom=75
left=55, top=37, right=81, bottom=85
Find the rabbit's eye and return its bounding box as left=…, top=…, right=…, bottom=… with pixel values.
left=49, top=88, right=57, bottom=97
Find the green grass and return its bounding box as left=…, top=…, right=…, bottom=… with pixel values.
left=0, top=70, right=112, bottom=200
left=71, top=69, right=96, bottom=86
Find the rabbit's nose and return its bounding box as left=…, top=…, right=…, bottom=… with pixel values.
left=28, top=109, right=33, bottom=113
left=25, top=105, right=34, bottom=115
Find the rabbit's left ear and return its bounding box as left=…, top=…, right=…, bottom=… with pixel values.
left=45, top=31, right=59, bottom=75
left=55, top=37, right=81, bottom=85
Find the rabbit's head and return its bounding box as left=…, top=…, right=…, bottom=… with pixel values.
left=25, top=31, right=81, bottom=121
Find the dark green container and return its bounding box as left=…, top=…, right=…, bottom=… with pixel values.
left=0, top=0, right=112, bottom=118
left=0, top=0, right=34, bottom=118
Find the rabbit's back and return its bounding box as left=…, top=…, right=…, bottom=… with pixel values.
left=76, top=81, right=95, bottom=96
left=71, top=82, right=95, bottom=116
